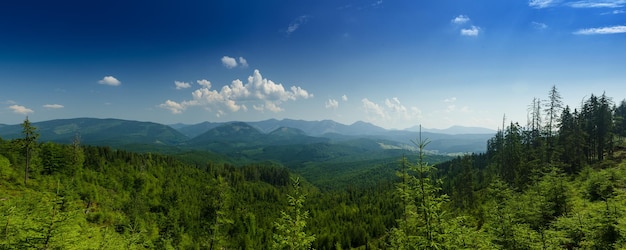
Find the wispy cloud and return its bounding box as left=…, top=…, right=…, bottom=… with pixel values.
left=286, top=15, right=309, bottom=35
left=160, top=69, right=313, bottom=116
left=451, top=15, right=470, bottom=24
left=325, top=99, right=339, bottom=109
left=43, top=104, right=64, bottom=109
left=9, top=104, right=33, bottom=114
left=362, top=98, right=386, bottom=119
left=362, top=97, right=422, bottom=125
left=532, top=21, right=549, bottom=30
left=342, top=94, right=348, bottom=102
left=573, top=25, right=626, bottom=34
left=529, top=0, right=560, bottom=8
left=460, top=26, right=481, bottom=36
left=568, top=0, right=626, bottom=8
left=98, top=76, right=121, bottom=86
left=443, top=97, right=457, bottom=103
left=602, top=9, right=625, bottom=14
left=175, top=81, right=191, bottom=90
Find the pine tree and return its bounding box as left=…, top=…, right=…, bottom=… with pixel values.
left=21, top=117, right=39, bottom=185
left=389, top=135, right=450, bottom=249
left=272, top=177, right=315, bottom=250
left=209, top=175, right=234, bottom=250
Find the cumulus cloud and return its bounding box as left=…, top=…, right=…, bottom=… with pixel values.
left=160, top=69, right=313, bottom=116
left=286, top=15, right=309, bottom=35
left=532, top=21, right=548, bottom=30
left=529, top=0, right=559, bottom=8
left=460, top=26, right=481, bottom=36
left=9, top=105, right=34, bottom=114
left=159, top=100, right=185, bottom=114
left=221, top=56, right=238, bottom=69
left=197, top=79, right=211, bottom=88
left=342, top=94, right=348, bottom=101
left=573, top=25, right=626, bottom=34
left=175, top=81, right=191, bottom=89
left=238, top=57, right=249, bottom=68
left=326, top=99, right=339, bottom=109
left=98, top=76, right=121, bottom=86
left=43, top=104, right=64, bottom=109
left=568, top=0, right=626, bottom=8
left=451, top=15, right=470, bottom=24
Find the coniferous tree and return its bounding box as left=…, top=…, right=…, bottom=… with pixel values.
left=614, top=99, right=626, bottom=138
left=272, top=177, right=315, bottom=250
left=208, top=175, right=234, bottom=250
left=21, top=117, right=39, bottom=185
left=389, top=136, right=450, bottom=249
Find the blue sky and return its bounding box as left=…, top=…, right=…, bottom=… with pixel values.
left=1, top=0, right=626, bottom=130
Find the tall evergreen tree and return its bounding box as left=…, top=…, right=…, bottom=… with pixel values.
left=272, top=177, right=315, bottom=250
left=21, top=117, right=39, bottom=185
left=389, top=136, right=450, bottom=249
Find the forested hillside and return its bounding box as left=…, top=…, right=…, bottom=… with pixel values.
left=3, top=87, right=626, bottom=249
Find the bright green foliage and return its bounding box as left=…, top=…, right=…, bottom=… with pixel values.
left=272, top=177, right=315, bottom=250
left=208, top=175, right=234, bottom=249
left=390, top=137, right=492, bottom=249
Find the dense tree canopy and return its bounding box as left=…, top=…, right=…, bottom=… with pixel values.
left=3, top=88, right=626, bottom=249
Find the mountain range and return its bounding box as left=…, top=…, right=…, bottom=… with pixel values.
left=0, top=118, right=495, bottom=155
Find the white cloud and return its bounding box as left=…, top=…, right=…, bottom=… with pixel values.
left=9, top=105, right=34, bottom=114
left=385, top=97, right=407, bottom=113
left=460, top=26, right=480, bottom=36
left=532, top=21, right=548, bottom=30
left=568, top=0, right=626, bottom=8
left=286, top=15, right=309, bottom=35
left=342, top=94, right=348, bottom=101
left=362, top=98, right=386, bottom=119
left=175, top=81, right=191, bottom=90
left=222, top=56, right=249, bottom=69
left=43, top=104, right=64, bottom=109
left=362, top=98, right=423, bottom=126
left=602, top=9, right=626, bottom=14
left=451, top=15, right=470, bottom=24
left=98, top=76, right=121, bottom=86
left=197, top=79, right=211, bottom=88
left=159, top=100, right=185, bottom=114
left=529, top=0, right=559, bottom=8
left=326, top=99, right=339, bottom=109
left=573, top=25, right=626, bottom=34
left=160, top=69, right=313, bottom=115
left=238, top=57, right=249, bottom=68
left=221, top=56, right=238, bottom=69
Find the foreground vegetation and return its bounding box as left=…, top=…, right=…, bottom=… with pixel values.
left=3, top=86, right=626, bottom=249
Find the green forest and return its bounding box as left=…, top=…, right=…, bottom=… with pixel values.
left=3, top=86, right=626, bottom=249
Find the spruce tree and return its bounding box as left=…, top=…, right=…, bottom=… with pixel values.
left=21, top=117, right=38, bottom=185
left=272, top=177, right=315, bottom=250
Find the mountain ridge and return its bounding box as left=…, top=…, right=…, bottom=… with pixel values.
left=0, top=117, right=493, bottom=154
